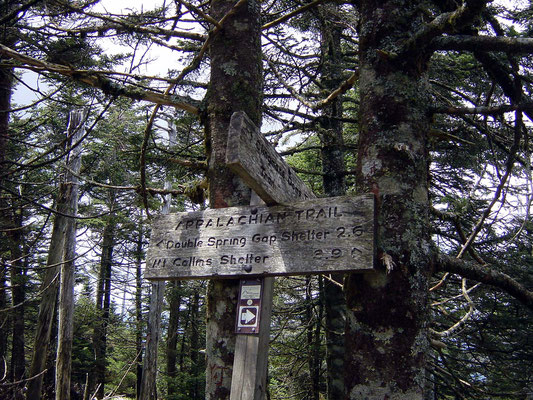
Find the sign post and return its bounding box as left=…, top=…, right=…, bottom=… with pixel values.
left=144, top=111, right=375, bottom=400
left=225, top=112, right=373, bottom=400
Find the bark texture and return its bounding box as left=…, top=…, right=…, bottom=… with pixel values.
left=204, top=0, right=262, bottom=398
left=166, top=280, right=181, bottom=397
left=139, top=281, right=165, bottom=400
left=344, top=1, right=433, bottom=398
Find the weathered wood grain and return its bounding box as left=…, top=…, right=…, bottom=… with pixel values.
left=226, top=111, right=315, bottom=205
left=145, top=195, right=375, bottom=280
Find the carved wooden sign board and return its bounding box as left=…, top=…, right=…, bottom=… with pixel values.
left=145, top=195, right=375, bottom=280
left=146, top=111, right=376, bottom=281
left=226, top=111, right=315, bottom=205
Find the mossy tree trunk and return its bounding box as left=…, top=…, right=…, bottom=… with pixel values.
left=204, top=0, right=262, bottom=398
left=344, top=1, right=433, bottom=398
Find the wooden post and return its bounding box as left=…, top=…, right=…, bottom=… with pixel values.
left=230, top=192, right=272, bottom=400
left=225, top=113, right=312, bottom=400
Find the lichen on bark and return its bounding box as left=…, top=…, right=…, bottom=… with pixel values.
left=345, top=1, right=433, bottom=398
left=204, top=0, right=262, bottom=398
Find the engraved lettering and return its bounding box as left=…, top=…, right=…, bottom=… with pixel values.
left=220, top=254, right=269, bottom=265
left=146, top=195, right=374, bottom=279
left=316, top=208, right=327, bottom=219
left=252, top=233, right=277, bottom=245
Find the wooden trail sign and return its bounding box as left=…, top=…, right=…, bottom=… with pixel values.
left=226, top=111, right=315, bottom=205
left=143, top=110, right=376, bottom=400
left=145, top=195, right=375, bottom=280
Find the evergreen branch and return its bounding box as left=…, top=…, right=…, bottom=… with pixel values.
left=46, top=22, right=206, bottom=42
left=432, top=278, right=477, bottom=337
left=474, top=51, right=533, bottom=122
left=432, top=35, right=533, bottom=53
left=436, top=254, right=533, bottom=311
left=0, top=44, right=200, bottom=114
left=428, top=128, right=476, bottom=145
left=431, top=282, right=481, bottom=307
left=168, top=158, right=207, bottom=170
left=456, top=111, right=522, bottom=259
left=279, top=146, right=324, bottom=156
left=176, top=0, right=221, bottom=28
left=262, top=0, right=330, bottom=30
left=45, top=2, right=207, bottom=42
left=313, top=70, right=359, bottom=110
left=267, top=105, right=317, bottom=121
left=267, top=59, right=316, bottom=110
left=0, top=183, right=130, bottom=221
left=62, top=165, right=188, bottom=195
left=433, top=103, right=533, bottom=116
left=400, top=0, right=489, bottom=56
left=291, top=167, right=324, bottom=176
left=0, top=0, right=42, bottom=26
left=267, top=59, right=358, bottom=112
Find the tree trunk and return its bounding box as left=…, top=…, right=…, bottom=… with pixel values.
left=166, top=281, right=181, bottom=397
left=344, top=1, right=432, bottom=398
left=55, top=109, right=87, bottom=400
left=26, top=113, right=88, bottom=400
left=139, top=114, right=177, bottom=400
left=178, top=300, right=191, bottom=373
left=306, top=277, right=321, bottom=400
left=317, top=5, right=347, bottom=399
left=0, top=7, right=16, bottom=385
left=138, top=281, right=164, bottom=400
left=91, top=215, right=115, bottom=399
left=0, top=271, right=7, bottom=382
left=204, top=0, right=262, bottom=398
left=27, top=218, right=63, bottom=400
left=165, top=127, right=180, bottom=398
left=8, top=206, right=25, bottom=387
left=135, top=216, right=144, bottom=400
left=189, top=288, right=201, bottom=399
